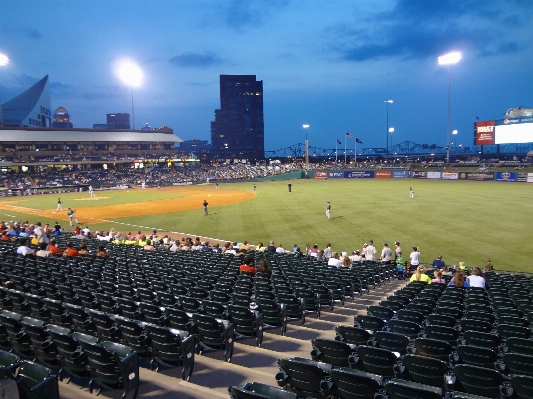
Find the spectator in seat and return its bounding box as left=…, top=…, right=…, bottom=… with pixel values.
left=78, top=243, right=89, bottom=256
left=63, top=241, right=80, bottom=257
left=432, top=254, right=445, bottom=268
left=410, top=266, right=432, bottom=284
left=448, top=269, right=469, bottom=288
left=265, top=240, right=276, bottom=253
left=432, top=270, right=446, bottom=284
left=239, top=256, right=256, bottom=275
left=276, top=243, right=285, bottom=254
left=257, top=259, right=272, bottom=277
left=36, top=242, right=52, bottom=258
left=48, top=239, right=63, bottom=255
left=484, top=258, right=494, bottom=272
left=441, top=265, right=453, bottom=277
left=328, top=252, right=342, bottom=267
left=97, top=245, right=108, bottom=258
left=466, top=267, right=486, bottom=288
left=16, top=238, right=35, bottom=257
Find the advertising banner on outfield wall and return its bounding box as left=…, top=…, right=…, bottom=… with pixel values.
left=495, top=172, right=517, bottom=182
left=427, top=171, right=442, bottom=179
left=528, top=173, right=533, bottom=183
left=344, top=171, right=375, bottom=178
left=517, top=173, right=528, bottom=182
left=328, top=171, right=344, bottom=178
left=412, top=171, right=427, bottom=179
left=376, top=171, right=392, bottom=178
left=442, top=172, right=459, bottom=180
left=392, top=170, right=409, bottom=178
left=458, top=172, right=494, bottom=181
left=314, top=171, right=327, bottom=179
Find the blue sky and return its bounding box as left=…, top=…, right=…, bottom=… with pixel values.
left=1, top=0, right=532, bottom=151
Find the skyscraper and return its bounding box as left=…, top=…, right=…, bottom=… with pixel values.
left=106, top=113, right=130, bottom=129
left=51, top=107, right=73, bottom=128
left=210, top=75, right=264, bottom=160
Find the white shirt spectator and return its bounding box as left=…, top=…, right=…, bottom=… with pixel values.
left=276, top=246, right=285, bottom=254
left=16, top=245, right=34, bottom=256
left=328, top=257, right=342, bottom=267
left=466, top=275, right=486, bottom=288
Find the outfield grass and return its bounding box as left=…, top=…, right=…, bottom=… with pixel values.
left=1, top=179, right=531, bottom=272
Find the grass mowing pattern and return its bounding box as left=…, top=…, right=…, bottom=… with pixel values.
left=0, top=179, right=530, bottom=271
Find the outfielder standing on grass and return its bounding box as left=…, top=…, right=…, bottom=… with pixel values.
left=55, top=198, right=62, bottom=212
left=67, top=207, right=79, bottom=226
left=203, top=199, right=209, bottom=216
left=326, top=202, right=331, bottom=220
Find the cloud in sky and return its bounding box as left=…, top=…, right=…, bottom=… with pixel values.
left=25, top=28, right=43, bottom=40
left=222, top=0, right=290, bottom=30
left=169, top=52, right=224, bottom=68
left=332, top=0, right=531, bottom=62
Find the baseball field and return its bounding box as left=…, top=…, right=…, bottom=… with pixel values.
left=0, top=178, right=530, bottom=272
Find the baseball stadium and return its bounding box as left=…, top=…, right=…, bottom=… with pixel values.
left=1, top=71, right=533, bottom=399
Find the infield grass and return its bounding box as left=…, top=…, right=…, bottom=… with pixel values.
left=1, top=179, right=531, bottom=272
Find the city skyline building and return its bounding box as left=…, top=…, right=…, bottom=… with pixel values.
left=1, top=75, right=51, bottom=128
left=106, top=113, right=131, bottom=129
left=210, top=75, right=264, bottom=161
left=51, top=106, right=73, bottom=128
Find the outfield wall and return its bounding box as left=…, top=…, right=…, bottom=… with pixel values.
left=312, top=170, right=533, bottom=183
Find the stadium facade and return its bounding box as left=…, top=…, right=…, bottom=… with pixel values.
left=210, top=75, right=264, bottom=161
left=1, top=75, right=52, bottom=127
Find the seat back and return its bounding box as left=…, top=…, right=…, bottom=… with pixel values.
left=311, top=338, right=355, bottom=367
left=355, top=346, right=398, bottom=378
left=388, top=319, right=421, bottom=339
left=452, top=364, right=504, bottom=398
left=503, top=353, right=533, bottom=377
left=16, top=361, right=59, bottom=399
left=276, top=357, right=331, bottom=397
left=414, top=338, right=452, bottom=361
left=354, top=315, right=386, bottom=332
left=329, top=368, right=382, bottom=399
left=402, top=354, right=449, bottom=388
left=335, top=325, right=372, bottom=346
left=384, top=379, right=443, bottom=399
left=455, top=345, right=498, bottom=368
left=368, top=306, right=395, bottom=321
left=374, top=331, right=410, bottom=355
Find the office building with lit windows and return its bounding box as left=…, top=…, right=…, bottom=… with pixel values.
left=51, top=107, right=74, bottom=128
left=210, top=75, right=264, bottom=161
left=1, top=75, right=52, bottom=127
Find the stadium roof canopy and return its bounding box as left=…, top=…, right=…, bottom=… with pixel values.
left=0, top=128, right=182, bottom=143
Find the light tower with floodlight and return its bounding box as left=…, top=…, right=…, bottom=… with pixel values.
left=385, top=100, right=393, bottom=160
left=115, top=59, right=143, bottom=130
left=0, top=53, right=9, bottom=127
left=303, top=124, right=310, bottom=167
left=438, top=51, right=461, bottom=164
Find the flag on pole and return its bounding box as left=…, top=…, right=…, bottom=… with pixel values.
left=346, top=133, right=353, bottom=138
left=356, top=138, right=363, bottom=144
left=336, top=139, right=341, bottom=144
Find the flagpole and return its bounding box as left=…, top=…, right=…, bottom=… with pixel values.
left=335, top=140, right=338, bottom=163
left=344, top=136, right=347, bottom=164
left=354, top=136, right=357, bottom=164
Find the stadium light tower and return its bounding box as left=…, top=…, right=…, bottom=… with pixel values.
left=438, top=51, right=461, bottom=164
left=303, top=124, right=310, bottom=167
left=385, top=100, right=393, bottom=160
left=0, top=53, right=9, bottom=127
left=389, top=127, right=395, bottom=152
left=115, top=59, right=143, bottom=130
